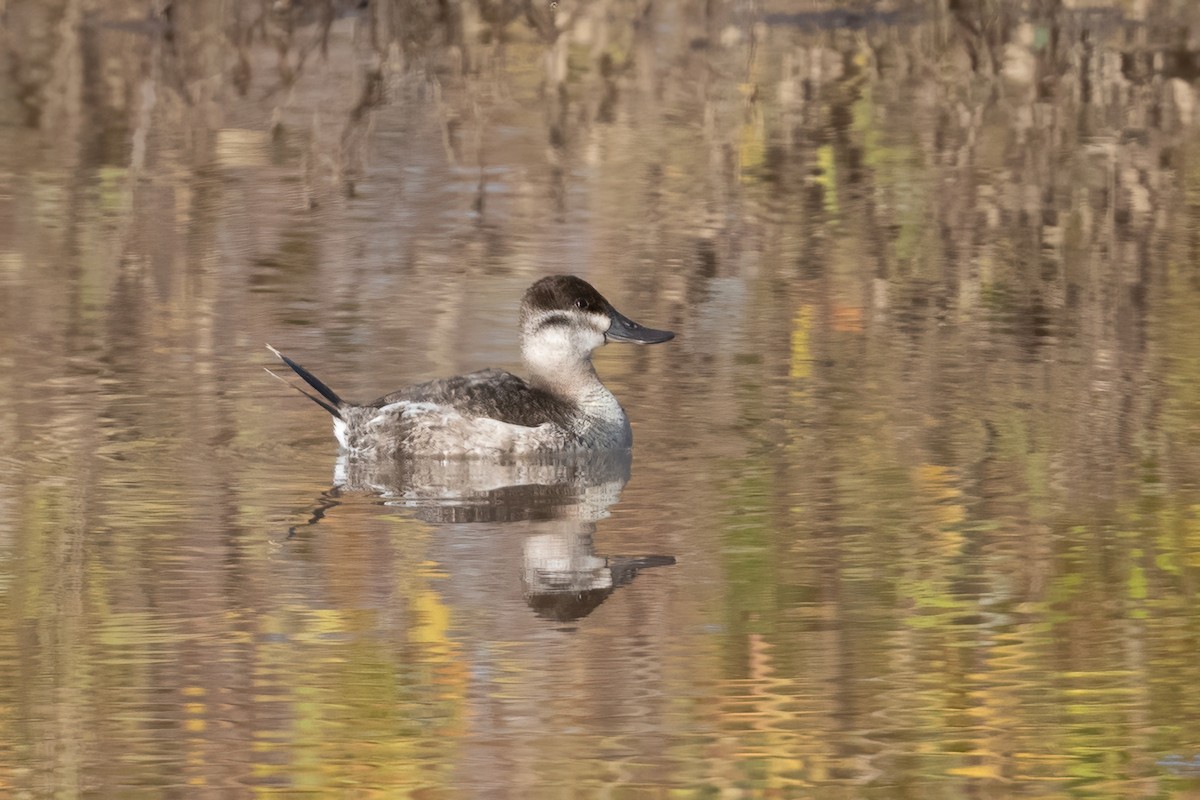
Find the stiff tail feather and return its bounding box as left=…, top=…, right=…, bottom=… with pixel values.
left=265, top=344, right=344, bottom=419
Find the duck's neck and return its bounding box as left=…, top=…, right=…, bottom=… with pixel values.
left=527, top=356, right=631, bottom=446
left=527, top=356, right=608, bottom=407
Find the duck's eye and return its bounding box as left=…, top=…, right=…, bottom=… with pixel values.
left=574, top=298, right=589, bottom=311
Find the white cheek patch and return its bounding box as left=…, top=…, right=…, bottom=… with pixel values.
left=571, top=325, right=606, bottom=353
left=522, top=312, right=607, bottom=373
left=523, top=326, right=573, bottom=372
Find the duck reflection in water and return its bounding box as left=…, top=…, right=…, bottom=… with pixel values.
left=271, top=276, right=676, bottom=623
left=290, top=449, right=675, bottom=623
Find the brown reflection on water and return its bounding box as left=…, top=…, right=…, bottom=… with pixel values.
left=6, top=0, right=1200, bottom=796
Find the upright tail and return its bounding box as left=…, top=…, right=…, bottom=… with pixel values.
left=265, top=344, right=344, bottom=419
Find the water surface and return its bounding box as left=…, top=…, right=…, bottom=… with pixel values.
left=4, top=1, right=1200, bottom=797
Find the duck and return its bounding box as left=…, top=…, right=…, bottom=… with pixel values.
left=267, top=274, right=674, bottom=458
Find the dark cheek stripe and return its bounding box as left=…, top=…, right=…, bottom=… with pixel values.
left=534, top=314, right=572, bottom=332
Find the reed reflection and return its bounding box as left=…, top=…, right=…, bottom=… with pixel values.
left=9, top=0, right=1200, bottom=794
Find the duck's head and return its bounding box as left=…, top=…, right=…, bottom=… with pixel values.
left=520, top=275, right=674, bottom=385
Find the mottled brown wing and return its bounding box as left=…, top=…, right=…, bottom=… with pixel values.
left=368, top=369, right=573, bottom=429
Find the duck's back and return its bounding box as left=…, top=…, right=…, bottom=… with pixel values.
left=335, top=369, right=584, bottom=458
left=369, top=369, right=574, bottom=428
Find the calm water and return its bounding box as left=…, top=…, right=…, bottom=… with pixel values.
left=5, top=0, right=1200, bottom=797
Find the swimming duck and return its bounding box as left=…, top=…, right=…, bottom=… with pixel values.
left=267, top=275, right=674, bottom=458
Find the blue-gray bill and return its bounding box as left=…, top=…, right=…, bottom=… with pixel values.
left=605, top=308, right=674, bottom=344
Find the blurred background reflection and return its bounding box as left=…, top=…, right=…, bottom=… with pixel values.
left=5, top=0, right=1200, bottom=796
